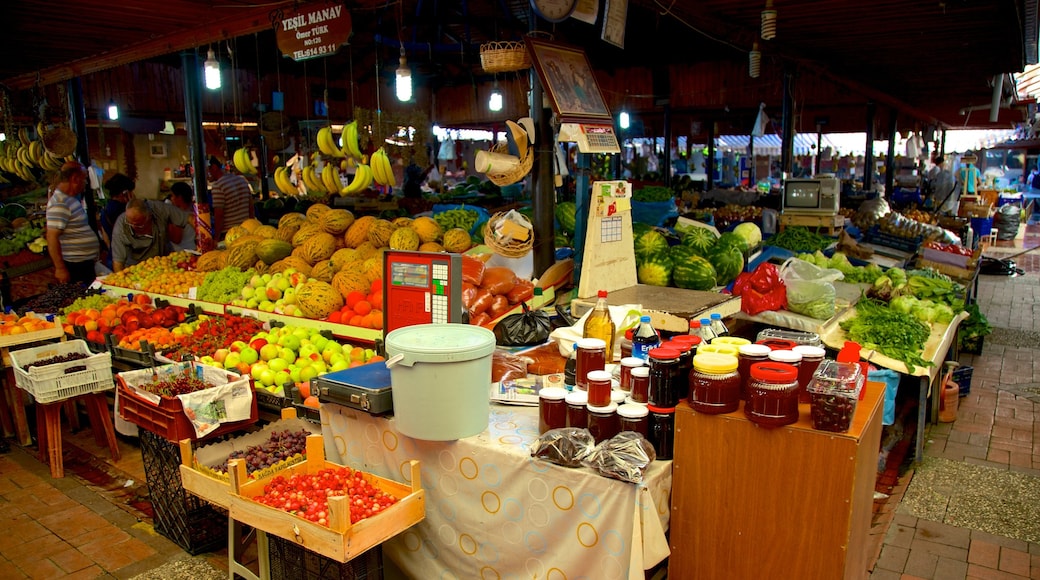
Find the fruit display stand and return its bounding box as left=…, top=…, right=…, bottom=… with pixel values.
left=224, top=306, right=383, bottom=344
left=0, top=316, right=66, bottom=446
left=97, top=283, right=227, bottom=315
left=178, top=407, right=319, bottom=509
left=227, top=434, right=424, bottom=569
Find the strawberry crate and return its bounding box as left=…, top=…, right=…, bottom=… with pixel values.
left=228, top=434, right=425, bottom=563
left=117, top=363, right=258, bottom=443
left=10, top=340, right=114, bottom=404
left=178, top=407, right=319, bottom=509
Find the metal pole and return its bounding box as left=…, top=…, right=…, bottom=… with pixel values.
left=780, top=68, right=795, bottom=177
left=748, top=135, right=755, bottom=185
left=707, top=121, right=716, bottom=190
left=815, top=127, right=822, bottom=175
left=662, top=104, right=671, bottom=187
left=885, top=108, right=897, bottom=197
left=258, top=134, right=270, bottom=201
left=531, top=70, right=555, bottom=279
left=181, top=50, right=209, bottom=209
left=66, top=78, right=98, bottom=232
left=864, top=102, right=876, bottom=192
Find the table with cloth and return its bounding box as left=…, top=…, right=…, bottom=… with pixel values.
left=320, top=403, right=672, bottom=579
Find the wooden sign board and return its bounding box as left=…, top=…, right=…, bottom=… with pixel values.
left=275, top=2, right=352, bottom=62
left=577, top=180, right=637, bottom=299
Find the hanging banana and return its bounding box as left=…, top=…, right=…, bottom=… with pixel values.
left=341, top=164, right=373, bottom=196
left=341, top=120, right=363, bottom=159
left=321, top=164, right=341, bottom=193
left=316, top=127, right=344, bottom=158
left=233, top=147, right=255, bottom=175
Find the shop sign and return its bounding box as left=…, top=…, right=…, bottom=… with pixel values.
left=275, top=2, right=352, bottom=62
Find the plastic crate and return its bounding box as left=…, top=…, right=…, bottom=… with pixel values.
left=255, top=388, right=295, bottom=413
left=863, top=225, right=922, bottom=253
left=116, top=370, right=258, bottom=443
left=139, top=429, right=227, bottom=555
left=952, top=365, right=973, bottom=397
left=9, top=340, right=114, bottom=404
left=268, top=538, right=382, bottom=580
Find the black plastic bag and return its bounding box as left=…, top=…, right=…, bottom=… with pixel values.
left=993, top=203, right=1021, bottom=241
left=493, top=303, right=551, bottom=346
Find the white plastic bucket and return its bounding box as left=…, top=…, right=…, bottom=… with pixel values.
left=384, top=324, right=497, bottom=441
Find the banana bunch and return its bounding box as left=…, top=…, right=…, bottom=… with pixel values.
left=273, top=166, right=298, bottom=196
left=340, top=164, right=373, bottom=196
left=341, top=120, right=363, bottom=159
left=0, top=135, right=39, bottom=183
left=301, top=165, right=326, bottom=194
left=316, top=127, right=345, bottom=158
left=233, top=147, right=256, bottom=175
left=27, top=236, right=47, bottom=254
left=321, top=164, right=343, bottom=193
left=370, top=147, right=396, bottom=188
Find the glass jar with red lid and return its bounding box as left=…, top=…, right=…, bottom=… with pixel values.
left=647, top=347, right=683, bottom=408
left=671, top=334, right=702, bottom=355
left=737, top=344, right=772, bottom=401
left=647, top=405, right=675, bottom=460
left=661, top=341, right=694, bottom=399
left=620, top=329, right=635, bottom=360
left=586, top=402, right=620, bottom=443
left=575, top=338, right=607, bottom=391
left=565, top=390, right=589, bottom=429
left=689, top=353, right=741, bottom=414
left=745, top=362, right=800, bottom=428
left=792, top=345, right=825, bottom=404
left=756, top=338, right=799, bottom=351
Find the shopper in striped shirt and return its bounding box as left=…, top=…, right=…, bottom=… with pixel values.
left=207, top=157, right=255, bottom=240
left=46, top=162, right=100, bottom=284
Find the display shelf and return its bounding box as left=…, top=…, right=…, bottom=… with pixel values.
left=228, top=434, right=425, bottom=563
left=99, top=284, right=227, bottom=315
left=224, top=307, right=383, bottom=344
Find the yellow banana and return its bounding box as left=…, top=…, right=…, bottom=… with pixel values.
left=36, top=121, right=47, bottom=139
left=370, top=148, right=387, bottom=186
left=303, top=166, right=326, bottom=193
left=29, top=141, right=42, bottom=166
left=376, top=148, right=396, bottom=188
left=340, top=165, right=365, bottom=195
left=234, top=147, right=255, bottom=174
left=342, top=121, right=362, bottom=159
left=321, top=164, right=340, bottom=193
left=17, top=128, right=29, bottom=148
left=316, top=127, right=339, bottom=157
left=273, top=167, right=295, bottom=195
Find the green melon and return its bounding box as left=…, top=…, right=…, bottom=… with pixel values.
left=634, top=229, right=669, bottom=262
left=555, top=202, right=577, bottom=235
left=708, top=245, right=745, bottom=286
left=717, top=231, right=749, bottom=255
left=673, top=255, right=718, bottom=290
left=637, top=257, right=672, bottom=287
left=681, top=227, right=718, bottom=256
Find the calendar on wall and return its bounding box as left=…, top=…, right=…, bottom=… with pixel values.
left=577, top=181, right=637, bottom=299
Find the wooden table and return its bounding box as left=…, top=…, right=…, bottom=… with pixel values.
left=668, top=382, right=884, bottom=580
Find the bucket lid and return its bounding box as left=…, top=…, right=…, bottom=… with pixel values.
left=648, top=347, right=681, bottom=360
left=698, top=343, right=739, bottom=357
left=738, top=344, right=772, bottom=357
left=693, top=353, right=739, bottom=374
left=385, top=324, right=496, bottom=367
left=539, top=387, right=568, bottom=400
left=576, top=337, right=607, bottom=350
left=620, top=357, right=645, bottom=368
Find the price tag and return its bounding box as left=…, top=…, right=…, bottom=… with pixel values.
left=89, top=280, right=103, bottom=290
left=188, top=287, right=198, bottom=299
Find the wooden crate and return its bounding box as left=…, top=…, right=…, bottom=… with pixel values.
left=179, top=408, right=305, bottom=509
left=228, top=434, right=425, bottom=563
left=779, top=213, right=844, bottom=235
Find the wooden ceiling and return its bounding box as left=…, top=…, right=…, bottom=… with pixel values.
left=0, top=0, right=1035, bottom=130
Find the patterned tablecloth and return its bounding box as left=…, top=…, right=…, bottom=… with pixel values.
left=321, top=403, right=672, bottom=579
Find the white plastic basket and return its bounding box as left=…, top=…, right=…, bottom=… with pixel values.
left=10, top=340, right=114, bottom=404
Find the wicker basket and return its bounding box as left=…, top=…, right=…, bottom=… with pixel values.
left=41, top=126, right=77, bottom=157
left=485, top=143, right=533, bottom=187
left=480, top=41, right=531, bottom=73
left=484, top=212, right=533, bottom=258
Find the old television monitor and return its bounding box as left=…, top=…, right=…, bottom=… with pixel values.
left=782, top=177, right=840, bottom=214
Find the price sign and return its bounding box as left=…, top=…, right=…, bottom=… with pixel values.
left=275, top=2, right=352, bottom=62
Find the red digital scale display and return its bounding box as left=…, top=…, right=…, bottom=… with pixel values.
left=382, top=250, right=463, bottom=334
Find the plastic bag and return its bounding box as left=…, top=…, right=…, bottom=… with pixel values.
left=531, top=428, right=596, bottom=468
left=492, top=351, right=528, bottom=383
left=869, top=368, right=901, bottom=426
left=581, top=432, right=656, bottom=483
left=482, top=267, right=518, bottom=296
left=493, top=303, right=551, bottom=346
left=505, top=279, right=535, bottom=304
left=779, top=258, right=844, bottom=320
left=461, top=255, right=486, bottom=286
left=994, top=203, right=1021, bottom=241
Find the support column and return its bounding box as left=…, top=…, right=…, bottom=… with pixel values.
left=181, top=50, right=208, bottom=207
left=66, top=78, right=98, bottom=232
left=885, top=108, right=897, bottom=196
left=815, top=126, right=823, bottom=175
left=662, top=104, right=672, bottom=187
left=531, top=70, right=555, bottom=279
left=864, top=102, right=876, bottom=193
left=780, top=68, right=795, bottom=177
left=707, top=121, right=716, bottom=190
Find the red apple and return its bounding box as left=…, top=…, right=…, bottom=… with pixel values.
left=250, top=338, right=268, bottom=351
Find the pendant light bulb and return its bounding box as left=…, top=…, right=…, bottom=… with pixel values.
left=761, top=0, right=777, bottom=40
left=204, top=49, right=221, bottom=90
left=489, top=82, right=503, bottom=112
left=107, top=100, right=119, bottom=121
left=619, top=111, right=630, bottom=130
left=395, top=47, right=412, bottom=102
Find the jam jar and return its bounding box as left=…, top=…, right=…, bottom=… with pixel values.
left=737, top=344, right=772, bottom=401
left=619, top=357, right=644, bottom=392
left=586, top=369, right=613, bottom=407
left=629, top=366, right=650, bottom=404
left=647, top=347, right=682, bottom=408
left=647, top=405, right=675, bottom=460
left=538, top=387, right=569, bottom=433
left=586, top=402, right=620, bottom=443
left=671, top=334, right=702, bottom=354
left=575, top=338, right=607, bottom=391
left=711, top=336, right=751, bottom=348
left=661, top=341, right=694, bottom=399
left=617, top=403, right=649, bottom=438
left=697, top=343, right=739, bottom=358
left=745, top=362, right=800, bottom=428
left=792, top=345, right=826, bottom=404
left=756, top=338, right=798, bottom=351
left=689, top=353, right=741, bottom=414
left=620, top=329, right=635, bottom=360
left=565, top=390, right=589, bottom=429
left=768, top=350, right=802, bottom=375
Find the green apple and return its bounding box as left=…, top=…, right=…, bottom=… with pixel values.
left=289, top=366, right=302, bottom=383
left=259, top=369, right=276, bottom=387
left=298, top=345, right=318, bottom=360
left=273, top=370, right=291, bottom=387
left=241, top=286, right=255, bottom=299
left=299, top=366, right=319, bottom=383
left=330, top=359, right=349, bottom=372
left=292, top=327, right=310, bottom=340
left=311, top=334, right=329, bottom=352
left=246, top=297, right=260, bottom=309
left=200, top=355, right=215, bottom=365
left=231, top=341, right=248, bottom=352
left=239, top=347, right=259, bottom=365
left=268, top=358, right=289, bottom=373
left=311, top=359, right=327, bottom=374
left=329, top=352, right=347, bottom=366
left=212, top=349, right=229, bottom=364
left=270, top=385, right=285, bottom=397
left=259, top=300, right=276, bottom=313
left=250, top=362, right=268, bottom=381
left=363, top=348, right=375, bottom=361
left=262, top=273, right=273, bottom=284
left=278, top=347, right=297, bottom=365
left=260, top=343, right=281, bottom=362
left=282, top=288, right=297, bottom=305
left=278, top=334, right=301, bottom=351
left=224, top=352, right=242, bottom=370
left=249, top=274, right=264, bottom=288
left=275, top=276, right=291, bottom=292
left=265, top=287, right=282, bottom=301
left=282, top=305, right=298, bottom=317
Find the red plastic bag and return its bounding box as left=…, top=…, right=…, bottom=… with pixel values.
left=470, top=288, right=494, bottom=316
left=505, top=279, right=535, bottom=304
left=470, top=312, right=492, bottom=327
left=461, top=282, right=478, bottom=309
left=462, top=255, right=486, bottom=286
left=488, top=295, right=512, bottom=319
left=481, top=267, right=517, bottom=296
left=733, top=263, right=787, bottom=315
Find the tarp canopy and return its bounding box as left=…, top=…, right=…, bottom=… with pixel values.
left=716, top=134, right=821, bottom=156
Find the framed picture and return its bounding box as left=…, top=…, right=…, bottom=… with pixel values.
left=601, top=0, right=628, bottom=49
left=149, top=143, right=167, bottom=158
left=526, top=38, right=612, bottom=123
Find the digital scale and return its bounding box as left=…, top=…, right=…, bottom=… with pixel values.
left=382, top=250, right=464, bottom=334
left=558, top=123, right=621, bottom=154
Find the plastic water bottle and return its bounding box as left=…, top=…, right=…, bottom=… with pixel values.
left=632, top=315, right=661, bottom=361
left=709, top=313, right=729, bottom=337
left=699, top=318, right=717, bottom=342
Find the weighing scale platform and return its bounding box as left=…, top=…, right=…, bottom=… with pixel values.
left=312, top=364, right=394, bottom=415
left=570, top=285, right=741, bottom=333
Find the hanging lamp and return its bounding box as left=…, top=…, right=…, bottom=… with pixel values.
left=395, top=46, right=412, bottom=102
left=107, top=100, right=119, bottom=121
left=761, top=0, right=777, bottom=40
left=489, top=79, right=503, bottom=112
left=204, top=48, right=221, bottom=90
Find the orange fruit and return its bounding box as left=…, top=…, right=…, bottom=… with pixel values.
left=303, top=396, right=320, bottom=408
left=346, top=291, right=366, bottom=309
left=353, top=301, right=372, bottom=316
left=297, top=382, right=311, bottom=398
left=327, top=311, right=343, bottom=323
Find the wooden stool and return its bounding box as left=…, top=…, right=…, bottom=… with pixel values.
left=779, top=213, right=845, bottom=235
left=35, top=392, right=120, bottom=479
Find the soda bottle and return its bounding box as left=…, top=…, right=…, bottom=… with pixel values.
left=709, top=313, right=729, bottom=337
left=631, top=315, right=660, bottom=361
left=583, top=290, right=616, bottom=362
left=699, top=318, right=717, bottom=342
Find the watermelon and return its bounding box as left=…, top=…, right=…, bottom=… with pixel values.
left=717, top=231, right=749, bottom=255
left=673, top=255, right=718, bottom=290
left=733, top=222, right=763, bottom=249
left=681, top=227, right=718, bottom=256
left=555, top=202, right=577, bottom=235
left=554, top=231, right=572, bottom=248
left=669, top=244, right=697, bottom=265
left=637, top=257, right=672, bottom=287
left=708, top=245, right=745, bottom=286
left=634, top=229, right=669, bottom=262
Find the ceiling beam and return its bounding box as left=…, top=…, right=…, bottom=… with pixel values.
left=3, top=5, right=280, bottom=90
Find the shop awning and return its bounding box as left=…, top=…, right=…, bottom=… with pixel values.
left=715, top=134, right=822, bottom=156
